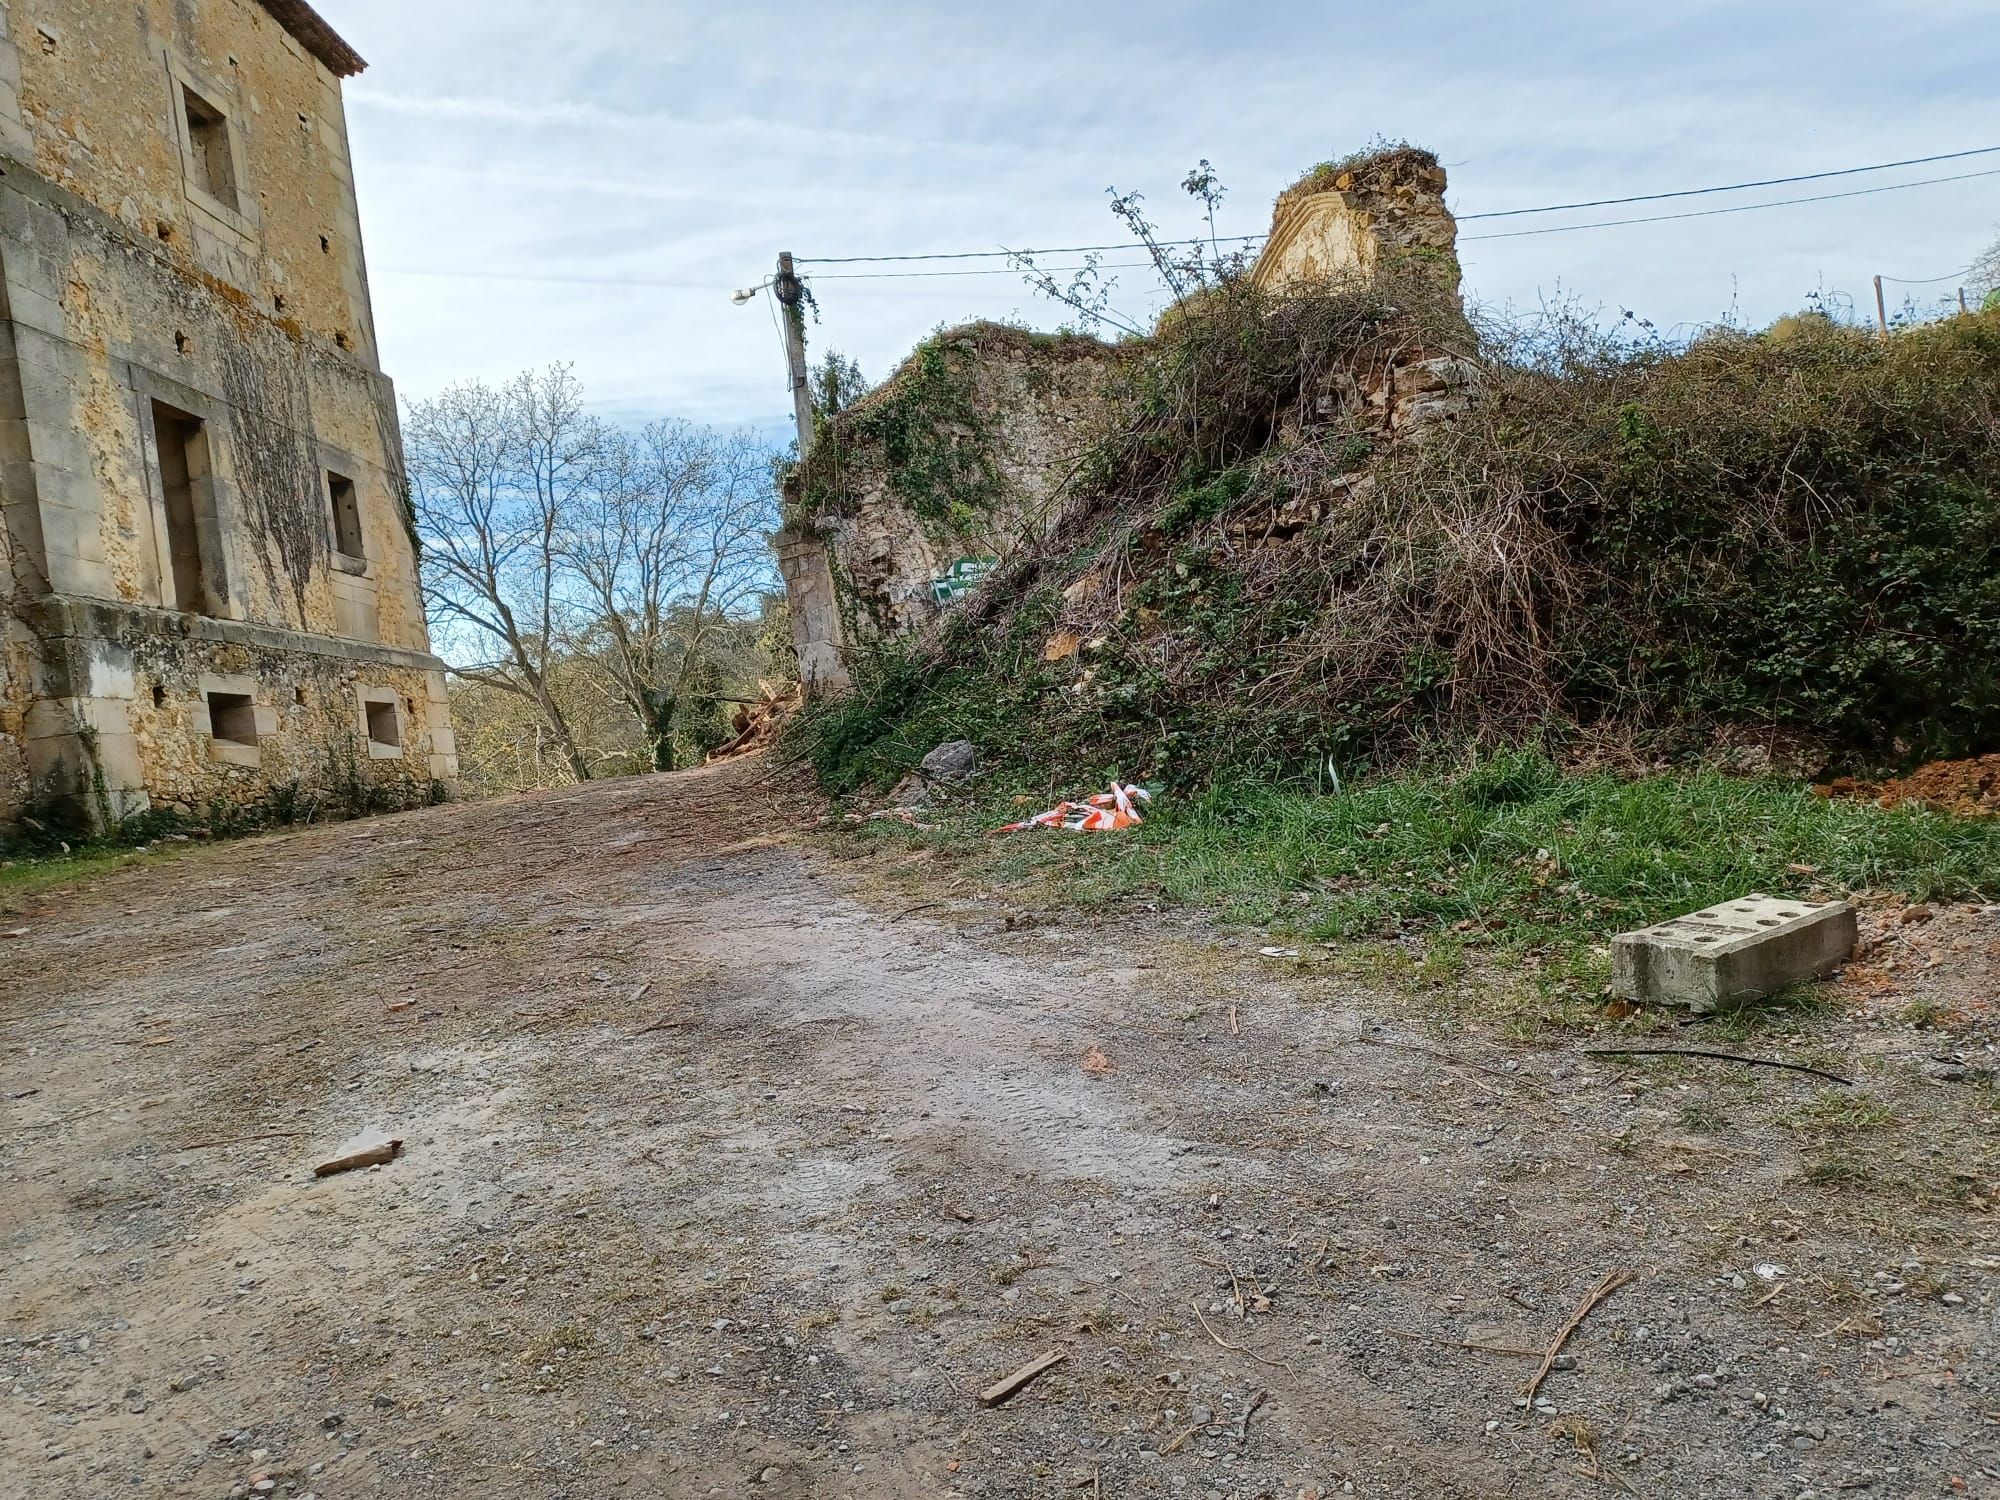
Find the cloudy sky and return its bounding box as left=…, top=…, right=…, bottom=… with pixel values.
left=325, top=0, right=2000, bottom=436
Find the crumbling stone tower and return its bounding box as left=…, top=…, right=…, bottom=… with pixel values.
left=0, top=0, right=455, bottom=833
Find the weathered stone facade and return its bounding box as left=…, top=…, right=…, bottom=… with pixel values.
left=777, top=152, right=1470, bottom=696
left=1251, top=148, right=1461, bottom=299
left=0, top=0, right=454, bottom=832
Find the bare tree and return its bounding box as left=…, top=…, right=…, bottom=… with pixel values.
left=558, top=422, right=778, bottom=769
left=1010, top=159, right=1254, bottom=336
left=1972, top=233, right=2000, bottom=304
left=404, top=364, right=604, bottom=783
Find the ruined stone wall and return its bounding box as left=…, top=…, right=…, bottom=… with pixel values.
left=780, top=325, right=1123, bottom=688
left=0, top=0, right=454, bottom=831
left=775, top=151, right=1470, bottom=699
left=1252, top=148, right=1461, bottom=298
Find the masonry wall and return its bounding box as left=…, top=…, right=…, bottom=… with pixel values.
left=0, top=0, right=454, bottom=831
left=780, top=325, right=1124, bottom=691
left=775, top=156, right=1473, bottom=697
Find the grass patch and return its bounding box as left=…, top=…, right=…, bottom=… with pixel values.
left=1781, top=1088, right=1899, bottom=1135
left=835, top=750, right=2000, bottom=1015
left=0, top=845, right=190, bottom=912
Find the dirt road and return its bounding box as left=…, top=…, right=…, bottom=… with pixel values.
left=4, top=758, right=1996, bottom=1498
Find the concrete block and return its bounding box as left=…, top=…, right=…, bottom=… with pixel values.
left=1612, top=894, right=1856, bottom=1012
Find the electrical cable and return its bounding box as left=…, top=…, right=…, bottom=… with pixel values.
left=1455, top=166, right=2000, bottom=243
left=1879, top=265, right=1974, bottom=285
left=795, top=144, right=2000, bottom=267
left=799, top=236, right=1262, bottom=265
left=809, top=261, right=1161, bottom=280
left=1456, top=143, right=2000, bottom=221
left=379, top=158, right=1996, bottom=292
left=805, top=169, right=2000, bottom=276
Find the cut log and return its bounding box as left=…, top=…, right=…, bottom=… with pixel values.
left=979, top=1349, right=1066, bottom=1407
left=313, top=1140, right=403, bottom=1178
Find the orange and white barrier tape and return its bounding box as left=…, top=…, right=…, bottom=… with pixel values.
left=995, top=781, right=1152, bottom=834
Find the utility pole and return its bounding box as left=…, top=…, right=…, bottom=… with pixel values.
left=1960, top=287, right=1971, bottom=317
left=773, top=251, right=814, bottom=460
left=1872, top=274, right=1889, bottom=337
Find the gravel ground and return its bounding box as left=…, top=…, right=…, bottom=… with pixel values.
left=3, top=757, right=1997, bottom=1499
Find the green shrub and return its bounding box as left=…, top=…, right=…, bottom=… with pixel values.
left=793, top=267, right=2000, bottom=790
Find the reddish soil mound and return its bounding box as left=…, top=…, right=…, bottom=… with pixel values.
left=1818, top=753, right=2000, bottom=816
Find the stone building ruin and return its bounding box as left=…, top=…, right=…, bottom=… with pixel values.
left=777, top=148, right=1471, bottom=696
left=0, top=0, right=455, bottom=834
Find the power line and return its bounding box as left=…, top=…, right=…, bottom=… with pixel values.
left=1457, top=166, right=2000, bottom=243
left=1880, top=264, right=1974, bottom=285
left=1457, top=143, right=2000, bottom=221
left=379, top=160, right=1997, bottom=293
left=794, top=143, right=2000, bottom=267
left=810, top=261, right=1162, bottom=281
left=798, top=236, right=1261, bottom=266
left=820, top=168, right=2000, bottom=278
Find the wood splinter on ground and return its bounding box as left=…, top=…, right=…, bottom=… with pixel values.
left=980, top=1349, right=1067, bottom=1406
left=312, top=1140, right=403, bottom=1178
left=1522, top=1267, right=1635, bottom=1401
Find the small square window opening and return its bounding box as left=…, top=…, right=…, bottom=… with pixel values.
left=206, top=691, right=257, bottom=746
left=365, top=699, right=400, bottom=749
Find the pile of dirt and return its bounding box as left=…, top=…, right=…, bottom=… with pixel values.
left=1818, top=754, right=2000, bottom=817
left=708, top=681, right=800, bottom=762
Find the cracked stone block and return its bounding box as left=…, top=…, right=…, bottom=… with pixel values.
left=1611, top=894, right=1857, bottom=1011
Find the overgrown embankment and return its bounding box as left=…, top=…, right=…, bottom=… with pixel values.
left=797, top=271, right=2000, bottom=795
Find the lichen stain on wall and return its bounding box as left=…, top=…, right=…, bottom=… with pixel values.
left=218, top=329, right=324, bottom=627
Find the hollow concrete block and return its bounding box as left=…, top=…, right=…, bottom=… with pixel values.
left=1612, top=893, right=1857, bottom=1012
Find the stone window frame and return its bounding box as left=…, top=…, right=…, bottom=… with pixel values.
left=164, top=55, right=259, bottom=241
left=355, top=685, right=405, bottom=759
left=317, top=441, right=371, bottom=577
left=199, top=673, right=275, bottom=767
left=126, top=366, right=241, bottom=621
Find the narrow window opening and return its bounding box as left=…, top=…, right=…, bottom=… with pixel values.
left=151, top=682, right=167, bottom=709
left=365, top=699, right=401, bottom=749
left=319, top=234, right=331, bottom=254
left=173, top=330, right=189, bottom=354
left=294, top=684, right=308, bottom=707
left=182, top=85, right=238, bottom=210
left=327, top=471, right=363, bottom=559
left=157, top=221, right=174, bottom=242
left=152, top=400, right=216, bottom=615
left=206, top=691, right=257, bottom=747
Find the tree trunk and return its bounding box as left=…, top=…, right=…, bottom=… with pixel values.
left=531, top=680, right=593, bottom=783
left=638, top=687, right=677, bottom=773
